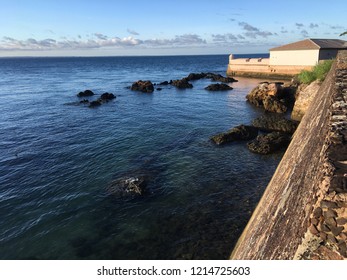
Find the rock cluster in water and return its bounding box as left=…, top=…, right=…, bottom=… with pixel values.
left=209, top=80, right=300, bottom=154
left=131, top=72, right=237, bottom=92
left=246, top=81, right=296, bottom=113
left=76, top=90, right=116, bottom=108
left=211, top=114, right=297, bottom=154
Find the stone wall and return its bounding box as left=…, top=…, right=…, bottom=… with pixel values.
left=227, top=55, right=313, bottom=78
left=230, top=50, right=347, bottom=260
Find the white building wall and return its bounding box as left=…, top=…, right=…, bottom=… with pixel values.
left=270, top=49, right=320, bottom=66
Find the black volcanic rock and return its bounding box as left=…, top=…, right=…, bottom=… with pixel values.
left=263, top=96, right=288, bottom=113
left=131, top=80, right=154, bottom=93
left=185, top=72, right=207, bottom=81
left=211, top=125, right=258, bottom=145
left=252, top=115, right=299, bottom=134
left=247, top=132, right=291, bottom=154
left=206, top=73, right=238, bottom=83
left=205, top=83, right=233, bottom=91
left=171, top=78, right=193, bottom=89
left=77, top=89, right=94, bottom=97
left=100, top=92, right=115, bottom=101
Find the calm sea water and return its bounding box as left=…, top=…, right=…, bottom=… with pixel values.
left=0, top=54, right=281, bottom=260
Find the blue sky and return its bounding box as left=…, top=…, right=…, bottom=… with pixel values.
left=0, top=0, right=346, bottom=56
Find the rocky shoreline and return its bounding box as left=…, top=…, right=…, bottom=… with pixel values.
left=210, top=80, right=300, bottom=155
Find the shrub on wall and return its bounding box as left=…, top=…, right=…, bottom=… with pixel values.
left=297, top=60, right=334, bottom=84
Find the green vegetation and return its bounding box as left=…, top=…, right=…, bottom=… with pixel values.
left=297, top=60, right=334, bottom=84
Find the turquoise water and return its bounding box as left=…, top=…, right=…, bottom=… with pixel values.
left=0, top=55, right=281, bottom=259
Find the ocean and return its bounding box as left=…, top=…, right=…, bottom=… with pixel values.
left=0, top=54, right=282, bottom=259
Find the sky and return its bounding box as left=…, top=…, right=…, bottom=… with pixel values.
left=0, top=0, right=346, bottom=56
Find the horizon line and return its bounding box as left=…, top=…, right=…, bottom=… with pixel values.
left=0, top=52, right=270, bottom=59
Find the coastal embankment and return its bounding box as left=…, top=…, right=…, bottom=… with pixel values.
left=226, top=54, right=312, bottom=80
left=230, top=50, right=347, bottom=260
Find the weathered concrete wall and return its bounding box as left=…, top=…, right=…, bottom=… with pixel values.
left=230, top=50, right=347, bottom=260
left=227, top=61, right=312, bottom=78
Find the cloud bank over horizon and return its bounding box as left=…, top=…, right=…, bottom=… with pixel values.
left=0, top=20, right=285, bottom=54
left=0, top=0, right=346, bottom=56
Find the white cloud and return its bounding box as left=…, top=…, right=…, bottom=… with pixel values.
left=0, top=35, right=141, bottom=51
left=0, top=33, right=207, bottom=51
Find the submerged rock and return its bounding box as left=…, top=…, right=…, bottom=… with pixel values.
left=252, top=115, right=299, bottom=134
left=211, top=125, right=258, bottom=145
left=107, top=177, right=147, bottom=197
left=205, top=83, right=233, bottom=91
left=131, top=80, right=154, bottom=93
left=247, top=132, right=291, bottom=154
